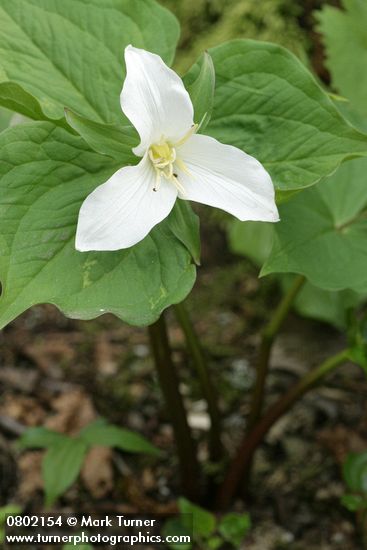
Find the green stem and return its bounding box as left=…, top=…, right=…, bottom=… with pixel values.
left=247, top=275, right=306, bottom=433
left=148, top=314, right=201, bottom=501
left=174, top=302, right=223, bottom=462
left=216, top=349, right=349, bottom=509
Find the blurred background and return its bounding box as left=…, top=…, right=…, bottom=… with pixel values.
left=1, top=1, right=366, bottom=549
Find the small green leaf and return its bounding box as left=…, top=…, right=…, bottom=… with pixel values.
left=184, top=52, right=215, bottom=131
left=207, top=40, right=367, bottom=194
left=63, top=543, right=93, bottom=550
left=17, top=427, right=68, bottom=449
left=80, top=420, right=160, bottom=456
left=0, top=505, right=22, bottom=544
left=178, top=498, right=216, bottom=539
left=343, top=451, right=367, bottom=493
left=43, top=438, right=88, bottom=507
left=341, top=493, right=367, bottom=512
left=262, top=158, right=367, bottom=292
left=207, top=536, right=222, bottom=550
left=218, top=512, right=251, bottom=547
left=163, top=518, right=192, bottom=550
left=65, top=110, right=138, bottom=163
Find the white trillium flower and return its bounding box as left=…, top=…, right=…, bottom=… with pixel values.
left=76, top=46, right=279, bottom=252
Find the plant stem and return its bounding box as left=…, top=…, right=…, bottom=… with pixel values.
left=174, top=302, right=223, bottom=462
left=148, top=313, right=201, bottom=501
left=247, top=275, right=306, bottom=433
left=216, top=349, right=349, bottom=509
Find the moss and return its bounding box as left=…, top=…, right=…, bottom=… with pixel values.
left=161, top=0, right=308, bottom=72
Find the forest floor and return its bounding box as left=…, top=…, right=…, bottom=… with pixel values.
left=0, top=216, right=366, bottom=550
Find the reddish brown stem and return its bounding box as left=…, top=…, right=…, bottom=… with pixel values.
left=216, top=349, right=349, bottom=509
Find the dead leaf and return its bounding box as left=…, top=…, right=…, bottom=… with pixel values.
left=81, top=446, right=114, bottom=498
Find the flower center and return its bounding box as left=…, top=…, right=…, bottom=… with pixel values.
left=148, top=125, right=198, bottom=194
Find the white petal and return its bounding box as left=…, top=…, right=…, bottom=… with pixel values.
left=76, top=156, right=177, bottom=251
left=121, top=46, right=194, bottom=156
left=176, top=135, right=279, bottom=222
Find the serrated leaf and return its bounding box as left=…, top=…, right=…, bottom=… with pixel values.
left=184, top=52, right=215, bottom=131
left=316, top=0, right=367, bottom=118
left=0, top=0, right=179, bottom=123
left=18, top=427, right=68, bottom=449
left=43, top=438, right=88, bottom=506
left=79, top=420, right=160, bottom=456
left=178, top=498, right=216, bottom=539
left=0, top=123, right=197, bottom=328
left=262, top=158, right=367, bottom=292
left=207, top=39, right=367, bottom=194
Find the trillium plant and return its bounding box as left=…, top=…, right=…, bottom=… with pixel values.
left=76, top=46, right=278, bottom=251
left=0, top=0, right=367, bottom=515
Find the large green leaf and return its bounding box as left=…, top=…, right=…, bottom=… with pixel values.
left=316, top=0, right=367, bottom=118
left=0, top=0, right=179, bottom=123
left=0, top=123, right=197, bottom=328
left=262, top=158, right=367, bottom=292
left=227, top=220, right=365, bottom=328
left=207, top=40, right=367, bottom=193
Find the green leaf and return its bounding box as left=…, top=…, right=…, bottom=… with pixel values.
left=0, top=505, right=22, bottom=544
left=218, top=512, right=251, bottom=547
left=0, top=0, right=179, bottom=122
left=227, top=220, right=274, bottom=266
left=341, top=493, right=367, bottom=512
left=163, top=518, right=192, bottom=550
left=343, top=451, right=367, bottom=493
left=17, top=427, right=68, bottom=449
left=207, top=40, right=367, bottom=193
left=178, top=498, right=216, bottom=539
left=0, top=106, right=12, bottom=132
left=65, top=110, right=138, bottom=162
left=79, top=420, right=160, bottom=456
left=262, top=158, right=367, bottom=292
left=0, top=82, right=68, bottom=129
left=0, top=123, right=197, bottom=329
left=227, top=220, right=366, bottom=329
left=166, top=200, right=201, bottom=266
left=316, top=0, right=367, bottom=118
left=184, top=52, right=215, bottom=131
left=288, top=277, right=365, bottom=330
left=42, top=437, right=88, bottom=506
